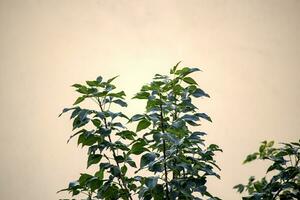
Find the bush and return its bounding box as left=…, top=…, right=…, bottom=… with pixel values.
left=58, top=62, right=222, bottom=200
left=234, top=140, right=300, bottom=199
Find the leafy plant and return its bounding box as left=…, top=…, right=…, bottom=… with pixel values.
left=130, top=62, right=222, bottom=200
left=234, top=140, right=300, bottom=199
left=58, top=62, right=222, bottom=200
left=58, top=76, right=137, bottom=200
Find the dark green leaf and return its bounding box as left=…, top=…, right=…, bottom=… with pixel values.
left=130, top=114, right=145, bottom=122
left=72, top=84, right=83, bottom=88
left=86, top=80, right=99, bottom=87
left=130, top=140, right=148, bottom=155
left=115, top=155, right=125, bottom=163
left=110, top=166, right=121, bottom=177
left=112, top=99, right=128, bottom=107
left=116, top=130, right=136, bottom=140
left=91, top=119, right=101, bottom=127
left=136, top=119, right=151, bottom=132
left=79, top=173, right=93, bottom=186
left=192, top=88, right=210, bottom=98
left=121, top=165, right=127, bottom=175
left=196, top=113, right=212, bottom=122
left=175, top=67, right=201, bottom=77
left=243, top=153, right=259, bottom=164
left=145, top=176, right=158, bottom=189
left=96, top=76, right=103, bottom=83
left=73, top=96, right=85, bottom=105
left=170, top=61, right=181, bottom=74
left=107, top=75, right=119, bottom=84
left=140, top=152, right=157, bottom=168
left=233, top=184, right=245, bottom=193
left=77, top=133, right=98, bottom=147
left=133, top=91, right=150, bottom=99
left=107, top=91, right=126, bottom=99
left=87, top=154, right=102, bottom=168
left=127, top=160, right=137, bottom=168
left=95, top=169, right=104, bottom=180
left=183, top=77, right=198, bottom=85
left=58, top=107, right=77, bottom=117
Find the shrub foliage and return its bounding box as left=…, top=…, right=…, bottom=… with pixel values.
left=234, top=140, right=300, bottom=199
left=58, top=63, right=222, bottom=199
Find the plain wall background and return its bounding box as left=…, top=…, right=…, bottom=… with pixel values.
left=0, top=0, right=299, bottom=199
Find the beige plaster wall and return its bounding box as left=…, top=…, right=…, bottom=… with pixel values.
left=0, top=0, right=299, bottom=199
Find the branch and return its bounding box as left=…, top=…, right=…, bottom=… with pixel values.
left=159, top=94, right=170, bottom=200
left=97, top=97, right=133, bottom=200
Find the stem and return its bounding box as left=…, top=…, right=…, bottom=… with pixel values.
left=97, top=97, right=133, bottom=200
left=88, top=191, right=92, bottom=200
left=172, top=91, right=178, bottom=180
left=159, top=95, right=170, bottom=200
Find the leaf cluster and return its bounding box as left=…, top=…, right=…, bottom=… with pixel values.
left=58, top=63, right=222, bottom=200
left=131, top=62, right=221, bottom=200
left=58, top=76, right=136, bottom=200
left=234, top=140, right=300, bottom=200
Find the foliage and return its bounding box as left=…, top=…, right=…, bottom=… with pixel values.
left=58, top=76, right=137, bottom=200
left=234, top=140, right=300, bottom=200
left=58, top=62, right=222, bottom=199
left=131, top=62, right=222, bottom=200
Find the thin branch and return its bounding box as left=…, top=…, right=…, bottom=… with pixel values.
left=97, top=97, right=133, bottom=200
left=159, top=94, right=170, bottom=200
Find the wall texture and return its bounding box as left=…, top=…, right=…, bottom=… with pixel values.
left=0, top=0, right=299, bottom=199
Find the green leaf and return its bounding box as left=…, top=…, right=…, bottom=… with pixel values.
left=170, top=61, right=181, bottom=74
left=175, top=67, right=201, bottom=77
left=96, top=76, right=103, bottom=83
left=72, top=114, right=90, bottom=130
left=243, top=153, right=259, bottom=164
left=133, top=91, right=150, bottom=99
left=107, top=75, right=119, bottom=84
left=127, top=160, right=137, bottom=168
left=94, top=91, right=108, bottom=97
left=79, top=173, right=93, bottom=186
left=136, top=119, right=151, bottom=132
left=267, top=141, right=274, bottom=147
left=130, top=140, right=148, bottom=155
left=86, top=80, right=99, bottom=87
left=91, top=119, right=101, bottom=127
left=181, top=114, right=199, bottom=122
left=233, top=184, right=245, bottom=193
left=140, top=152, right=157, bottom=168
left=78, top=133, right=98, bottom=147
left=72, top=83, right=83, bottom=88
left=87, top=154, right=102, bottom=168
left=75, top=86, right=89, bottom=94
left=192, top=88, right=210, bottom=98
left=115, top=155, right=125, bottom=163
left=116, top=130, right=136, bottom=140
left=73, top=96, right=85, bottom=105
left=98, top=127, right=111, bottom=136
left=183, top=77, right=198, bottom=85
left=121, top=165, right=128, bottom=175
left=58, top=107, right=77, bottom=117
left=87, top=177, right=102, bottom=192
left=196, top=113, right=212, bottom=122
left=67, top=129, right=86, bottom=143
left=95, top=168, right=104, bottom=180
left=108, top=91, right=126, bottom=99
left=130, top=114, right=145, bottom=122
left=145, top=176, right=158, bottom=189
left=110, top=166, right=121, bottom=177
left=114, top=141, right=130, bottom=151
left=112, top=99, right=128, bottom=107
left=149, top=162, right=164, bottom=173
